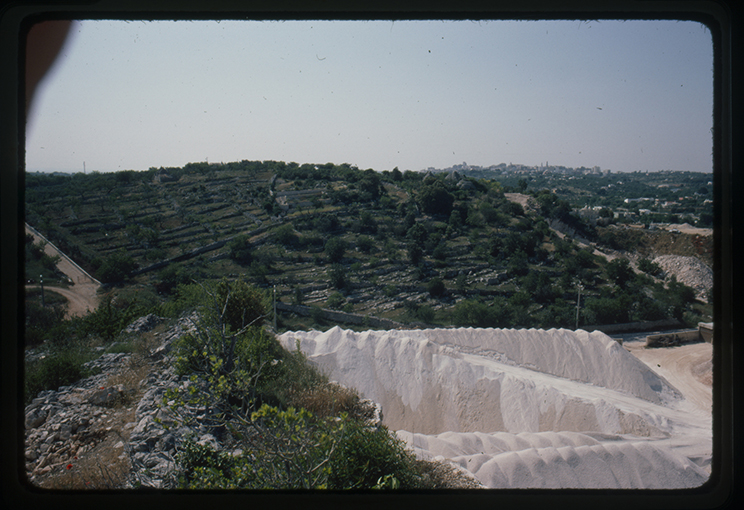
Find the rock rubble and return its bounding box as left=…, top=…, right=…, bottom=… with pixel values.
left=652, top=255, right=713, bottom=300
left=24, top=313, right=201, bottom=488
left=24, top=352, right=134, bottom=481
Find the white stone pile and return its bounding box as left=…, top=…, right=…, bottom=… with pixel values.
left=278, top=326, right=712, bottom=489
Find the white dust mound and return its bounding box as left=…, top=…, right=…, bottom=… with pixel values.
left=397, top=430, right=708, bottom=489
left=277, top=327, right=711, bottom=488
left=278, top=327, right=679, bottom=435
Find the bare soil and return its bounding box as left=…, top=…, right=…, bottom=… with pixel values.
left=624, top=340, right=713, bottom=413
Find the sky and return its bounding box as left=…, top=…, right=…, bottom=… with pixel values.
left=24, top=19, right=714, bottom=174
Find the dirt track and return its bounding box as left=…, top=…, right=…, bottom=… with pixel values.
left=25, top=225, right=101, bottom=318
left=624, top=339, right=712, bottom=413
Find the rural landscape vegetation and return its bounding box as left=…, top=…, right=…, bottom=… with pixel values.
left=23, top=160, right=714, bottom=489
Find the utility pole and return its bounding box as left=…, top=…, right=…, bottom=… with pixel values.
left=273, top=285, right=277, bottom=331
left=575, top=281, right=583, bottom=330
left=40, top=274, right=45, bottom=307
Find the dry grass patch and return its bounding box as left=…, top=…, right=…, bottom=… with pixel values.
left=40, top=437, right=133, bottom=490
left=413, top=458, right=483, bottom=489
left=286, top=382, right=363, bottom=420
left=104, top=354, right=152, bottom=407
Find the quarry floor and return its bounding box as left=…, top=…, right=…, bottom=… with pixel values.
left=618, top=333, right=713, bottom=413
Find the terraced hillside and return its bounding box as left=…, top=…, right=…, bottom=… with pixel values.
left=24, top=161, right=712, bottom=330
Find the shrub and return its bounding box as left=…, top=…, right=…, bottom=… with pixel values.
left=25, top=346, right=97, bottom=404
left=606, top=258, right=635, bottom=287
left=383, top=284, right=398, bottom=298
left=24, top=291, right=68, bottom=347
left=326, top=291, right=346, bottom=310
left=81, top=292, right=152, bottom=342
left=408, top=243, right=423, bottom=266
left=96, top=249, right=137, bottom=283
left=227, top=235, right=252, bottom=264
left=417, top=181, right=454, bottom=216
left=328, top=420, right=419, bottom=489
left=427, top=277, right=446, bottom=298
left=451, top=299, right=496, bottom=328
left=416, top=305, right=436, bottom=323
left=273, top=224, right=298, bottom=247
left=176, top=404, right=424, bottom=490
left=432, top=243, right=448, bottom=261
left=356, top=235, right=375, bottom=254
left=638, top=258, right=663, bottom=277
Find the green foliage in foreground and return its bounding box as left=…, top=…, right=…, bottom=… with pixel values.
left=177, top=404, right=421, bottom=490
left=24, top=286, right=159, bottom=403
left=165, top=278, right=433, bottom=490
left=25, top=342, right=99, bottom=405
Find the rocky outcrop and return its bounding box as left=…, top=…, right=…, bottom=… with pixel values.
left=24, top=312, right=388, bottom=489
left=24, top=314, right=200, bottom=488
left=24, top=353, right=136, bottom=481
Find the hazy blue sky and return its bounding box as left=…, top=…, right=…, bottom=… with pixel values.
left=25, top=19, right=713, bottom=174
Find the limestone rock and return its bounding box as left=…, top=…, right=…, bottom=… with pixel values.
left=88, top=384, right=125, bottom=406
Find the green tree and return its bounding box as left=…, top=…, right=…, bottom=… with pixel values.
left=406, top=223, right=428, bottom=246
left=451, top=299, right=495, bottom=328
left=417, top=181, right=454, bottom=216
left=427, top=277, right=446, bottom=298
left=606, top=258, right=635, bottom=287
left=329, top=264, right=346, bottom=289
left=326, top=291, right=346, bottom=310
left=356, top=235, right=375, bottom=254
left=408, top=243, right=423, bottom=266
left=227, top=235, right=252, bottom=265
left=325, top=237, right=347, bottom=263
left=211, top=278, right=269, bottom=332
left=274, top=223, right=298, bottom=247
left=96, top=249, right=137, bottom=283
left=357, top=170, right=382, bottom=201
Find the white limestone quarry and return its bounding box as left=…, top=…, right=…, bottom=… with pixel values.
left=277, top=326, right=711, bottom=489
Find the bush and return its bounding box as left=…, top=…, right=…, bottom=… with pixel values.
left=81, top=293, right=150, bottom=342
left=273, top=224, right=298, bottom=247
left=328, top=420, right=419, bottom=489
left=606, top=258, right=635, bottom=287
left=155, top=265, right=191, bottom=295
left=451, top=299, right=497, bottom=328
left=356, top=235, right=375, bottom=254
left=427, top=277, right=446, bottom=298
left=227, top=235, right=252, bottom=264
left=638, top=258, right=663, bottom=277
left=96, top=249, right=137, bottom=283
left=326, top=291, right=346, bottom=310
left=24, top=292, right=67, bottom=347
left=25, top=346, right=97, bottom=404
left=176, top=404, right=424, bottom=490
left=416, top=305, right=436, bottom=323
left=417, top=181, right=454, bottom=216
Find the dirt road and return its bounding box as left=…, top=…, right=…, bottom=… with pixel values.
left=26, top=285, right=98, bottom=318
left=25, top=224, right=101, bottom=318
left=624, top=339, right=712, bottom=413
